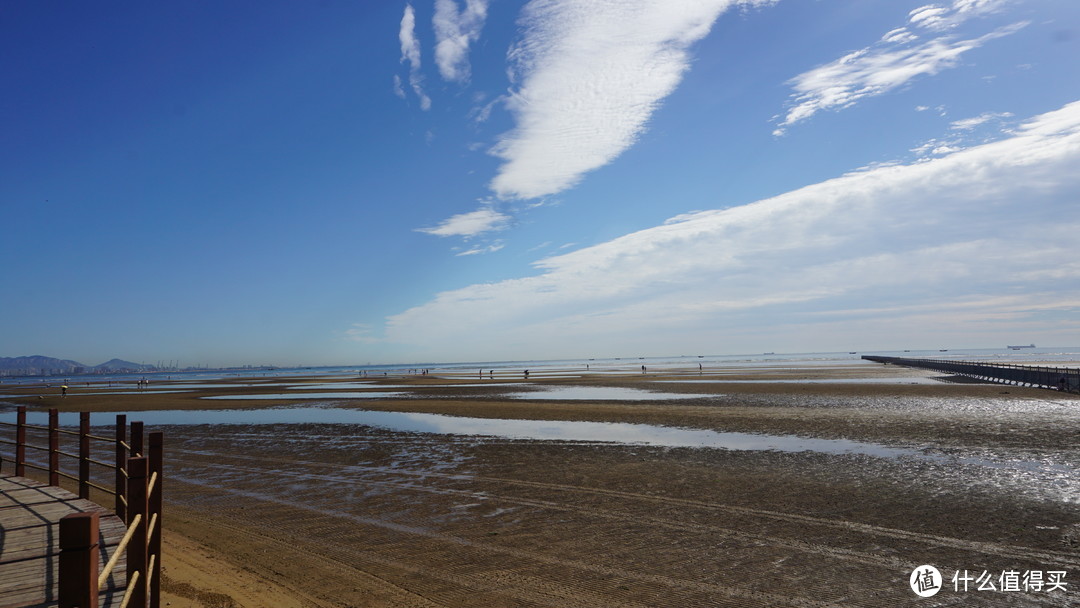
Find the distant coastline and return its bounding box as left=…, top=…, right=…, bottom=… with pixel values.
left=3, top=346, right=1079, bottom=383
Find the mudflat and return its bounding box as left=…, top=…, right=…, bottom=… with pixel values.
left=3, top=363, right=1078, bottom=606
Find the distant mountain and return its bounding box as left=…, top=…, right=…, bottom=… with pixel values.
left=0, top=355, right=84, bottom=373
left=93, top=358, right=155, bottom=372
left=0, top=355, right=156, bottom=376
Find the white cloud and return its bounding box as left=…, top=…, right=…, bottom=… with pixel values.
left=882, top=27, right=918, bottom=44
left=908, top=5, right=952, bottom=31
left=416, top=206, right=511, bottom=238
left=909, top=0, right=1012, bottom=31
left=775, top=0, right=1025, bottom=134
left=399, top=4, right=431, bottom=111
left=949, top=110, right=1013, bottom=130
left=487, top=0, right=761, bottom=200
left=434, top=0, right=489, bottom=83
left=381, top=100, right=1080, bottom=359
left=456, top=241, right=505, bottom=256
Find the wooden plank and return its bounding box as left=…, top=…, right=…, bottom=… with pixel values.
left=0, top=553, right=127, bottom=592
left=0, top=504, right=85, bottom=530
left=1, top=524, right=127, bottom=565
left=0, top=475, right=128, bottom=608
left=0, top=487, right=74, bottom=508
left=0, top=475, right=51, bottom=490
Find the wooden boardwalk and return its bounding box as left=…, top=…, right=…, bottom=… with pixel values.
left=0, top=474, right=127, bottom=608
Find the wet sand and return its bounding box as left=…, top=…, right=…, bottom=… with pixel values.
left=2, top=363, right=1078, bottom=606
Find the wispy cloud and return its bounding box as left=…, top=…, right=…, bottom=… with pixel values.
left=343, top=323, right=381, bottom=344
left=415, top=206, right=511, bottom=238
left=382, top=100, right=1080, bottom=359
left=455, top=241, right=505, bottom=256
left=950, top=110, right=1013, bottom=130
left=909, top=110, right=1015, bottom=158
left=434, top=0, right=489, bottom=83
left=909, top=0, right=1013, bottom=31
left=774, top=0, right=1025, bottom=134
left=487, top=0, right=765, bottom=200
left=399, top=4, right=431, bottom=111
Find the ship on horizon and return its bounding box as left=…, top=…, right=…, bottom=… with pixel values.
left=1008, top=343, right=1036, bottom=350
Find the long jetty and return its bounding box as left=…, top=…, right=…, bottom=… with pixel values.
left=862, top=356, right=1079, bottom=393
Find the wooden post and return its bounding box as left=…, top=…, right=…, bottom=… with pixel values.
left=148, top=432, right=163, bottom=608
left=131, top=421, right=144, bottom=457
left=115, top=414, right=127, bottom=521
left=59, top=511, right=100, bottom=608
left=80, top=412, right=91, bottom=499
left=127, top=456, right=149, bottom=608
left=15, top=406, right=25, bottom=476
left=49, top=409, right=60, bottom=486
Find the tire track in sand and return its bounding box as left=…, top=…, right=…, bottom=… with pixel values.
left=170, top=475, right=849, bottom=608
left=177, top=459, right=918, bottom=571
left=170, top=447, right=1080, bottom=569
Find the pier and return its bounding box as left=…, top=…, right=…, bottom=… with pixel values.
left=0, top=408, right=162, bottom=608
left=862, top=356, right=1080, bottom=393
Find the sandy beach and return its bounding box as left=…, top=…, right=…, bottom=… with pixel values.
left=2, top=361, right=1078, bottom=606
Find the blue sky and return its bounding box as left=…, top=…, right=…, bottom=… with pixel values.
left=3, top=0, right=1078, bottom=367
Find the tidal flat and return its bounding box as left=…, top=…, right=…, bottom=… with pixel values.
left=2, top=362, right=1078, bottom=606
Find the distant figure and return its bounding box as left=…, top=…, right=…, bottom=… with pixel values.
left=1060, top=376, right=1068, bottom=391
left=641, top=365, right=646, bottom=374
left=61, top=385, right=68, bottom=397
left=524, top=370, right=529, bottom=379
left=489, top=370, right=494, bottom=377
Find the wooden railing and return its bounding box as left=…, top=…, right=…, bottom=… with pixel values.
left=862, top=356, right=1080, bottom=393
left=0, top=406, right=162, bottom=608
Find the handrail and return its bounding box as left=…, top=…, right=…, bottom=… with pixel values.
left=1, top=406, right=163, bottom=608
left=86, top=480, right=117, bottom=495
left=119, top=571, right=141, bottom=608
left=87, top=456, right=116, bottom=468
left=85, top=432, right=115, bottom=443
left=55, top=470, right=80, bottom=482
left=99, top=513, right=143, bottom=587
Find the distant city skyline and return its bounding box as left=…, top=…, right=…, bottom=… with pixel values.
left=3, top=1, right=1078, bottom=367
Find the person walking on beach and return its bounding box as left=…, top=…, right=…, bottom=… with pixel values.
left=61, top=385, right=68, bottom=397
left=641, top=365, right=646, bottom=374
